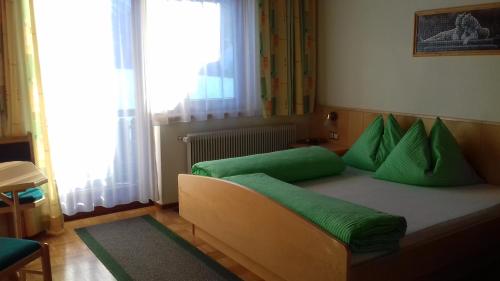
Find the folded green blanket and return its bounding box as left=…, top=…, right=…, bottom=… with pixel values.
left=192, top=146, right=345, bottom=182
left=224, top=173, right=407, bottom=253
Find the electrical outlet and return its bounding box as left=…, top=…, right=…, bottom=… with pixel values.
left=329, top=131, right=339, bottom=140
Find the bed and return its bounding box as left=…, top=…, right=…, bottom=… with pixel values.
left=179, top=161, right=500, bottom=281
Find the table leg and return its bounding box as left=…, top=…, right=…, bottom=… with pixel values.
left=12, top=191, right=22, bottom=238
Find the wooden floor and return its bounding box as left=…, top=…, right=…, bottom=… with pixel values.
left=21, top=206, right=500, bottom=281
left=24, top=206, right=262, bottom=281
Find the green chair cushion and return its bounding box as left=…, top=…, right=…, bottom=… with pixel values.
left=343, top=114, right=404, bottom=171
left=0, top=238, right=40, bottom=270
left=0, top=187, right=44, bottom=208
left=374, top=118, right=483, bottom=187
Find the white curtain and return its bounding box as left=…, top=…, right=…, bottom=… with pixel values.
left=34, top=0, right=158, bottom=215
left=144, top=0, right=260, bottom=123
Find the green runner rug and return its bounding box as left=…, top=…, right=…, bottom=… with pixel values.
left=75, top=215, right=241, bottom=281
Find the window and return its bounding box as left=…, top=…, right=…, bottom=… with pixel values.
left=34, top=0, right=158, bottom=215
left=144, top=0, right=260, bottom=122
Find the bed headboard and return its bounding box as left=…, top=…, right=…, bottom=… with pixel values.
left=312, top=106, right=500, bottom=185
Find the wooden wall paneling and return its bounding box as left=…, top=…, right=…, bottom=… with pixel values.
left=346, top=111, right=364, bottom=146
left=313, top=105, right=500, bottom=185
left=361, top=112, right=380, bottom=129
left=394, top=115, right=417, bottom=131
left=310, top=106, right=333, bottom=141
left=479, top=124, right=500, bottom=185
left=333, top=109, right=352, bottom=146
left=441, top=120, right=482, bottom=175
left=420, top=118, right=434, bottom=135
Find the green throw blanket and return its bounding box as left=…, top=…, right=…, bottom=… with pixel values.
left=192, top=146, right=346, bottom=182
left=224, top=173, right=407, bottom=253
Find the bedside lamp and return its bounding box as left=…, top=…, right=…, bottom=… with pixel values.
left=323, top=111, right=339, bottom=140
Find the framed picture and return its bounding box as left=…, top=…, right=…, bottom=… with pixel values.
left=414, top=3, right=500, bottom=56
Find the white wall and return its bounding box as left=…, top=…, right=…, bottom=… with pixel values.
left=318, top=0, right=500, bottom=122
left=156, top=116, right=310, bottom=204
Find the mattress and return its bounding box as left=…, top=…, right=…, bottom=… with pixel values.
left=296, top=167, right=500, bottom=264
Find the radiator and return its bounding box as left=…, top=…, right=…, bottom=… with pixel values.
left=183, top=124, right=296, bottom=172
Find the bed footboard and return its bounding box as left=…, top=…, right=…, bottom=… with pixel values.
left=178, top=174, right=350, bottom=281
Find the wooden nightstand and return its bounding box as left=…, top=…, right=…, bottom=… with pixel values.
left=289, top=142, right=349, bottom=155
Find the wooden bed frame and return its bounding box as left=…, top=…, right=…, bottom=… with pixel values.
left=179, top=174, right=500, bottom=281
left=179, top=108, right=500, bottom=281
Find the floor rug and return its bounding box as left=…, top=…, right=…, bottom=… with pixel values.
left=75, top=215, right=241, bottom=281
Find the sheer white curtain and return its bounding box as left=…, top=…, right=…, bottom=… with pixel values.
left=144, top=0, right=260, bottom=123
left=34, top=0, right=158, bottom=215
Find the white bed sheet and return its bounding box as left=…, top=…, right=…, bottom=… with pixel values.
left=296, top=167, right=500, bottom=264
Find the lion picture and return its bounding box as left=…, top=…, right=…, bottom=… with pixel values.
left=414, top=4, right=500, bottom=55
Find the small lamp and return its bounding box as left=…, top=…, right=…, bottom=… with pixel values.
left=323, top=111, right=339, bottom=140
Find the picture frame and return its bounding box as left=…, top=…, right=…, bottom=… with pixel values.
left=413, top=2, right=500, bottom=56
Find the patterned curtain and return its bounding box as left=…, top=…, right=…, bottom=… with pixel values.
left=0, top=7, right=5, bottom=122
left=0, top=0, right=64, bottom=234
left=0, top=1, right=29, bottom=136
left=259, top=0, right=317, bottom=117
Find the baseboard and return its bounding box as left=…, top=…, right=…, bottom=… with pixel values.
left=64, top=200, right=155, bottom=221
left=154, top=202, right=179, bottom=210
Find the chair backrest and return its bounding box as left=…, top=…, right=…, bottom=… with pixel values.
left=0, top=133, right=34, bottom=163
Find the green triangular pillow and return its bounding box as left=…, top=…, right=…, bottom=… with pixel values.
left=428, top=118, right=483, bottom=186
left=374, top=118, right=483, bottom=187
left=376, top=114, right=405, bottom=165
left=343, top=114, right=404, bottom=171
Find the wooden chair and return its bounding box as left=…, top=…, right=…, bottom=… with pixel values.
left=0, top=237, right=52, bottom=281
left=0, top=134, right=52, bottom=280
left=0, top=134, right=47, bottom=237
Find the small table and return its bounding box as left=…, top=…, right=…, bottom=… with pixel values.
left=289, top=142, right=349, bottom=155
left=0, top=161, right=47, bottom=238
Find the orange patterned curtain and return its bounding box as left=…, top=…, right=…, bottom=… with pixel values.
left=259, top=0, right=317, bottom=117
left=0, top=0, right=64, bottom=234
left=0, top=5, right=5, bottom=123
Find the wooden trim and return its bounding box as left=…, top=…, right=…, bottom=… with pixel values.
left=154, top=202, right=179, bottom=210
left=179, top=173, right=500, bottom=281
left=0, top=193, right=13, bottom=206
left=0, top=133, right=35, bottom=163
left=41, top=243, right=52, bottom=281
left=0, top=249, right=41, bottom=279
left=0, top=196, right=46, bottom=215
left=415, top=2, right=500, bottom=16
left=63, top=200, right=154, bottom=222
left=412, top=8, right=419, bottom=56
left=317, top=105, right=500, bottom=125
left=0, top=242, right=52, bottom=281
left=179, top=174, right=350, bottom=281
left=413, top=49, right=500, bottom=57
left=195, top=227, right=287, bottom=281
left=351, top=213, right=500, bottom=281
left=312, top=105, right=500, bottom=185
left=12, top=191, right=21, bottom=238
left=412, top=2, right=500, bottom=57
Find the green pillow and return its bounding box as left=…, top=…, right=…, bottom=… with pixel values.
left=374, top=118, right=483, bottom=187
left=343, top=114, right=404, bottom=171
left=192, top=146, right=345, bottom=183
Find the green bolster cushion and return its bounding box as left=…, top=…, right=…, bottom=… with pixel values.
left=224, top=173, right=407, bottom=253
left=192, top=146, right=346, bottom=182
left=0, top=238, right=40, bottom=270
left=374, top=118, right=483, bottom=187
left=343, top=114, right=404, bottom=171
